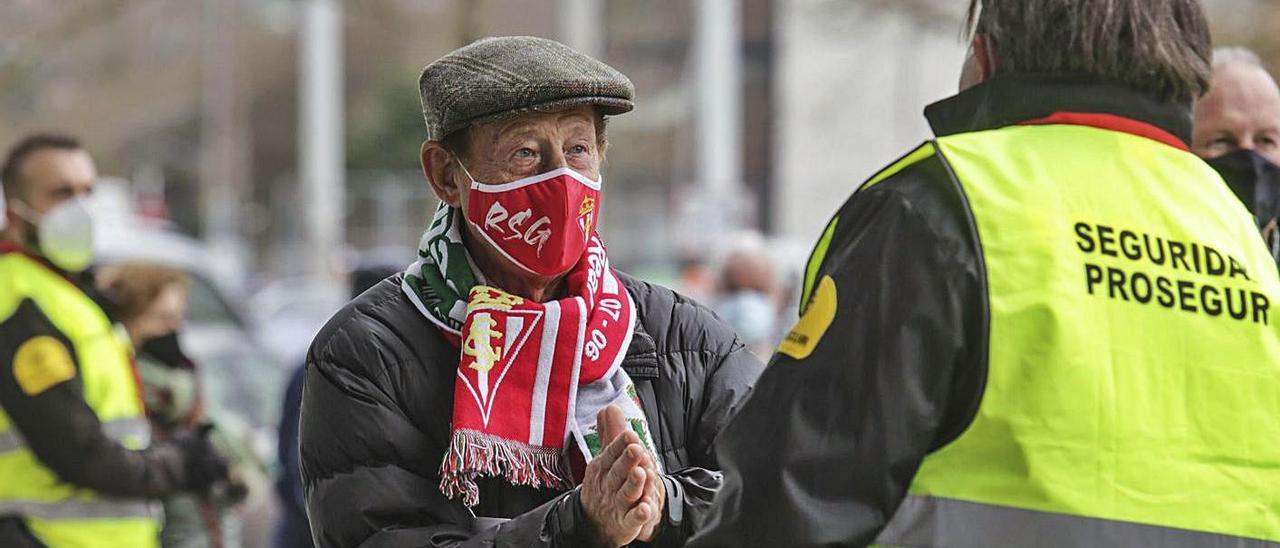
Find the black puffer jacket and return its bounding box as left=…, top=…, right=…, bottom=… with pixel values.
left=300, top=273, right=762, bottom=547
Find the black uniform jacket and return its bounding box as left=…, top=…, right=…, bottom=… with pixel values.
left=299, top=272, right=763, bottom=547
left=688, top=75, right=1202, bottom=547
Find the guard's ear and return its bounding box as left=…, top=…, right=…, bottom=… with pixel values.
left=0, top=184, right=8, bottom=231
left=422, top=141, right=465, bottom=208
left=974, top=34, right=997, bottom=81
left=959, top=34, right=997, bottom=91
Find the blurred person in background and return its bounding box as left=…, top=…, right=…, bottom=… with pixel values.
left=1194, top=47, right=1280, bottom=263
left=0, top=134, right=228, bottom=547
left=674, top=255, right=715, bottom=305
left=692, top=0, right=1280, bottom=546
left=97, top=263, right=261, bottom=548
left=713, top=235, right=781, bottom=358
left=274, top=261, right=401, bottom=548
left=300, top=36, right=762, bottom=548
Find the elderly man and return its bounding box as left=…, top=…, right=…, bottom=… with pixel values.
left=1194, top=47, right=1280, bottom=262
left=300, top=37, right=761, bottom=548
left=692, top=0, right=1280, bottom=546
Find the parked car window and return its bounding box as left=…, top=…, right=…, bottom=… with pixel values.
left=185, top=274, right=244, bottom=328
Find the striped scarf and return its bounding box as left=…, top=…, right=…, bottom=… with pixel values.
left=403, top=203, right=660, bottom=507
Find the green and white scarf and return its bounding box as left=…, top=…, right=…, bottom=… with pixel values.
left=403, top=202, right=660, bottom=507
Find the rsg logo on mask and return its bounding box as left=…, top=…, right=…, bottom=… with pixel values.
left=463, top=166, right=602, bottom=277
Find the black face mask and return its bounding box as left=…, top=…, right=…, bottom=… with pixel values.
left=139, top=331, right=195, bottom=370
left=1206, top=149, right=1280, bottom=263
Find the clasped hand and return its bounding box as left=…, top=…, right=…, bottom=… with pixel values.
left=579, top=405, right=665, bottom=547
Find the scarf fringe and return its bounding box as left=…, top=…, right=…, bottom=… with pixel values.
left=438, top=428, right=572, bottom=508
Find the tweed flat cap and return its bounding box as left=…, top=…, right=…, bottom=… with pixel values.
left=419, top=36, right=635, bottom=140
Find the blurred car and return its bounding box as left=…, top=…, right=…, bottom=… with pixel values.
left=246, top=277, right=347, bottom=366
left=93, top=182, right=283, bottom=438
left=247, top=245, right=411, bottom=366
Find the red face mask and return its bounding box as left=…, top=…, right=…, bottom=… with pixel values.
left=464, top=166, right=602, bottom=277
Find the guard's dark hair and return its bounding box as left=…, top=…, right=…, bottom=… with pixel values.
left=1, top=133, right=83, bottom=200
left=965, top=0, right=1212, bottom=103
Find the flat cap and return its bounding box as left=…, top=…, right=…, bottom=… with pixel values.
left=419, top=36, right=635, bottom=140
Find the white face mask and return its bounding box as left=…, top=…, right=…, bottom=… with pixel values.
left=717, top=290, right=778, bottom=345
left=11, top=196, right=96, bottom=272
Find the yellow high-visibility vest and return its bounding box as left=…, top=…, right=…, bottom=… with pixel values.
left=870, top=124, right=1280, bottom=546
left=0, top=251, right=159, bottom=547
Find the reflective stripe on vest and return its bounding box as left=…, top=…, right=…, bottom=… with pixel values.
left=0, top=499, right=157, bottom=521
left=877, top=496, right=1280, bottom=548
left=0, top=417, right=150, bottom=454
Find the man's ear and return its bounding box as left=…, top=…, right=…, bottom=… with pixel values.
left=974, top=34, right=997, bottom=81
left=959, top=34, right=997, bottom=91
left=422, top=140, right=464, bottom=208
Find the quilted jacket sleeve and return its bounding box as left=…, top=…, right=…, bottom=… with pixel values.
left=300, top=313, right=608, bottom=548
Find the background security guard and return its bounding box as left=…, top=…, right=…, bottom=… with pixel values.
left=691, top=0, right=1280, bottom=546
left=0, top=134, right=228, bottom=547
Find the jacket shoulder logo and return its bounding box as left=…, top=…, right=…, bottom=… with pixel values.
left=778, top=275, right=837, bottom=360
left=13, top=335, right=76, bottom=396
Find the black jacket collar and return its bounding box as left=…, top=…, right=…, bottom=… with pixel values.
left=621, top=308, right=661, bottom=379
left=924, top=73, right=1193, bottom=147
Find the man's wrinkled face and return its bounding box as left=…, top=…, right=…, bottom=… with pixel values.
left=419, top=105, right=608, bottom=285
left=1193, top=64, right=1280, bottom=165
left=452, top=105, right=604, bottom=216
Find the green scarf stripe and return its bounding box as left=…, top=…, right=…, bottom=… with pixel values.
left=404, top=202, right=479, bottom=332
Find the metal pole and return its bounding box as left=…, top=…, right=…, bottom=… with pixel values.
left=299, top=0, right=345, bottom=283
left=200, top=0, right=249, bottom=288
left=375, top=177, right=406, bottom=249
left=559, top=0, right=604, bottom=57
left=696, top=0, right=743, bottom=233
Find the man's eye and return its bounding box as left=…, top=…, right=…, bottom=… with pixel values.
left=513, top=148, right=535, bottom=159
left=568, top=144, right=589, bottom=155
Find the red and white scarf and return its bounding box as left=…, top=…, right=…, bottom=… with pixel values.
left=408, top=223, right=660, bottom=507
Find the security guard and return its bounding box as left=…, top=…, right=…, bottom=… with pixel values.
left=0, top=134, right=228, bottom=547
left=691, top=0, right=1280, bottom=546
